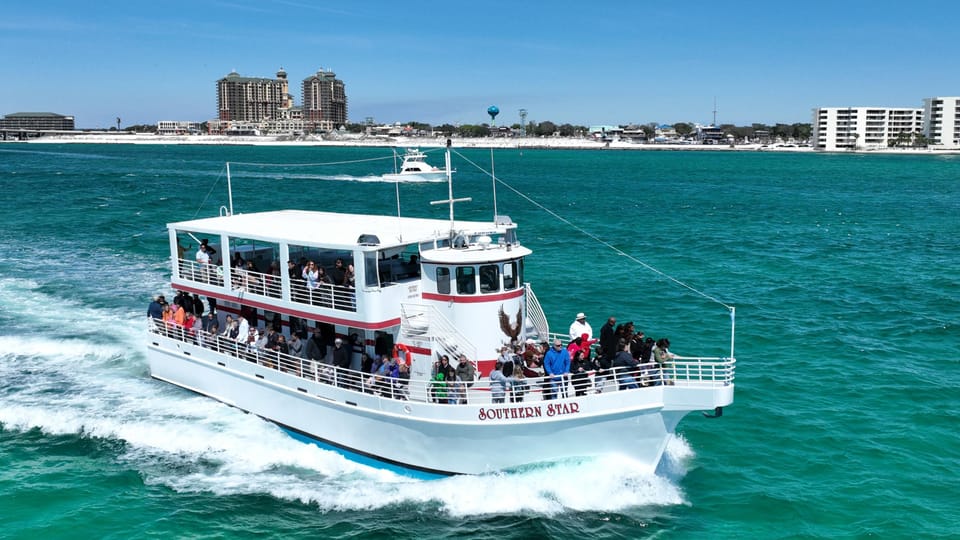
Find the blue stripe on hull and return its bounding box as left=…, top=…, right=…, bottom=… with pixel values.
left=276, top=424, right=452, bottom=480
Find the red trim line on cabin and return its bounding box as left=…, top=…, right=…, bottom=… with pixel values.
left=421, top=288, right=524, bottom=304
left=173, top=283, right=401, bottom=330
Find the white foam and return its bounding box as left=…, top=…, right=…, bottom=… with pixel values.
left=238, top=171, right=445, bottom=184
left=0, top=265, right=693, bottom=515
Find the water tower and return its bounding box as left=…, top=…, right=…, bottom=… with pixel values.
left=487, top=105, right=500, bottom=127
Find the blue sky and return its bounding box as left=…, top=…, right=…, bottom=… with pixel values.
left=1, top=0, right=958, bottom=129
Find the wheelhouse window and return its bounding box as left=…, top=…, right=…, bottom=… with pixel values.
left=376, top=243, right=420, bottom=284
left=437, top=267, right=450, bottom=294
left=456, top=266, right=476, bottom=295
left=364, top=251, right=378, bottom=287
left=479, top=264, right=500, bottom=293
left=503, top=261, right=518, bottom=290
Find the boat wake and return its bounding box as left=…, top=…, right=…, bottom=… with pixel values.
left=0, top=274, right=693, bottom=515
left=236, top=171, right=446, bottom=184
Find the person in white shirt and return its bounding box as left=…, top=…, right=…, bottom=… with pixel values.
left=196, top=244, right=211, bottom=264
left=568, top=312, right=592, bottom=341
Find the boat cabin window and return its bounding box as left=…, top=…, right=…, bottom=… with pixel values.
left=228, top=238, right=281, bottom=298
left=288, top=245, right=353, bottom=283
left=175, top=232, right=222, bottom=264
left=376, top=244, right=421, bottom=284
left=286, top=245, right=356, bottom=311
left=229, top=238, right=279, bottom=270
left=479, top=264, right=500, bottom=293
left=456, top=266, right=476, bottom=295
left=503, top=261, right=518, bottom=290
left=174, top=231, right=224, bottom=287
left=436, top=267, right=451, bottom=294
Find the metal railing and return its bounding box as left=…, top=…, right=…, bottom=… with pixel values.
left=289, top=280, right=357, bottom=312
left=149, top=319, right=735, bottom=406
left=399, top=303, right=478, bottom=364
left=229, top=268, right=281, bottom=299
left=177, top=259, right=355, bottom=312
left=177, top=259, right=224, bottom=287
left=524, top=283, right=550, bottom=341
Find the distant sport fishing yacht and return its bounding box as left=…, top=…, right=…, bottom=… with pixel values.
left=381, top=148, right=452, bottom=182
left=147, top=141, right=735, bottom=476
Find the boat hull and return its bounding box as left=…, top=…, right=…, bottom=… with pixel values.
left=381, top=171, right=448, bottom=183
left=146, top=334, right=718, bottom=475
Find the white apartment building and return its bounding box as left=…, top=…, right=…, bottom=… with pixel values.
left=157, top=121, right=202, bottom=135
left=922, top=96, right=960, bottom=149
left=813, top=107, right=923, bottom=151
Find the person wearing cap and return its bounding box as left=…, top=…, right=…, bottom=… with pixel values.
left=569, top=312, right=593, bottom=341
left=332, top=337, right=350, bottom=371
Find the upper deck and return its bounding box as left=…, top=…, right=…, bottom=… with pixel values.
left=171, top=210, right=514, bottom=252
left=167, top=210, right=533, bottom=330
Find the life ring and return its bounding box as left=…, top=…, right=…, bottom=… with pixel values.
left=393, top=343, right=413, bottom=365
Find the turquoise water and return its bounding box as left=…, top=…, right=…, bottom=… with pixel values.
left=1, top=144, right=958, bottom=538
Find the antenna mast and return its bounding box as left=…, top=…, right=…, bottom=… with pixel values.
left=226, top=162, right=234, bottom=215
left=490, top=148, right=498, bottom=221
left=429, top=139, right=471, bottom=232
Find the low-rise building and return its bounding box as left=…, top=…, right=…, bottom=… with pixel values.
left=922, top=96, right=960, bottom=149
left=695, top=124, right=726, bottom=144
left=0, top=112, right=75, bottom=131
left=654, top=124, right=679, bottom=142
left=812, top=107, right=923, bottom=151
left=157, top=121, right=202, bottom=135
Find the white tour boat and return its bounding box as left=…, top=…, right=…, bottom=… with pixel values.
left=147, top=143, right=735, bottom=476
left=381, top=148, right=452, bottom=182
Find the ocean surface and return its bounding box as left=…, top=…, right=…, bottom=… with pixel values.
left=0, top=143, right=958, bottom=539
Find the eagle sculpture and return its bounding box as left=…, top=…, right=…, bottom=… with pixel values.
left=498, top=305, right=523, bottom=344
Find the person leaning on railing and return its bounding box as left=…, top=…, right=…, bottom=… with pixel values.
left=613, top=339, right=640, bottom=390
left=489, top=361, right=512, bottom=403
left=653, top=338, right=675, bottom=385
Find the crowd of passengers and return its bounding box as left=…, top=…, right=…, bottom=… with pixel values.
left=147, top=291, right=413, bottom=397
left=186, top=238, right=358, bottom=298
left=148, top=292, right=676, bottom=403
left=426, top=312, right=676, bottom=404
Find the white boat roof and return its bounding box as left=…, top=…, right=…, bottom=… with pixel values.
left=170, top=210, right=513, bottom=251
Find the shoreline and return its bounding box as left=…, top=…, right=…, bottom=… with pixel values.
left=4, top=133, right=960, bottom=154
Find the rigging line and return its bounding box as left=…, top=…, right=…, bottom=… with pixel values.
left=228, top=154, right=396, bottom=168
left=452, top=149, right=733, bottom=311
left=192, top=166, right=226, bottom=219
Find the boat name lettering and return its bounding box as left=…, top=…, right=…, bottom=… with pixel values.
left=546, top=402, right=580, bottom=417
left=477, top=402, right=580, bottom=421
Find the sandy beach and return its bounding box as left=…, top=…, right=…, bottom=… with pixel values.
left=7, top=132, right=960, bottom=154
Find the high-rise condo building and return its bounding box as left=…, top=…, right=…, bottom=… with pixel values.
left=302, top=69, right=347, bottom=132
left=217, top=68, right=294, bottom=122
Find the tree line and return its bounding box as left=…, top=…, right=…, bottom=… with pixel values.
left=343, top=120, right=813, bottom=140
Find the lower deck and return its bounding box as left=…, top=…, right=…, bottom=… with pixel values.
left=147, top=319, right=735, bottom=474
